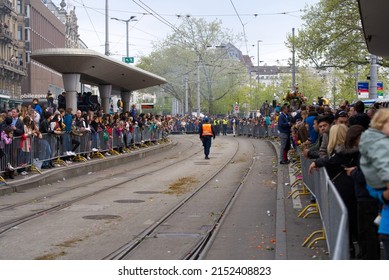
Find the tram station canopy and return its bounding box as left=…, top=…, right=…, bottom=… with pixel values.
left=31, top=48, right=167, bottom=92
left=358, top=0, right=389, bottom=57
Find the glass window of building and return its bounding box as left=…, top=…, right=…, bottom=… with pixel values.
left=17, top=0, right=22, bottom=14
left=18, top=25, right=22, bottom=40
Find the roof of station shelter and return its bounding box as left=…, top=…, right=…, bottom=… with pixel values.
left=358, top=0, right=389, bottom=57
left=31, top=48, right=167, bottom=92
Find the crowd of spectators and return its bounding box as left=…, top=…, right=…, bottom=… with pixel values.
left=0, top=99, right=171, bottom=179
left=284, top=99, right=388, bottom=260
left=2, top=95, right=388, bottom=260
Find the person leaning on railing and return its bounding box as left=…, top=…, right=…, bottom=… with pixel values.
left=90, top=115, right=105, bottom=152
left=359, top=108, right=389, bottom=259
left=344, top=125, right=381, bottom=260
left=63, top=108, right=80, bottom=157
left=1, top=125, right=15, bottom=179
left=308, top=124, right=359, bottom=258
left=18, top=115, right=41, bottom=175
left=39, top=111, right=55, bottom=169
left=10, top=108, right=24, bottom=137
left=302, top=115, right=332, bottom=160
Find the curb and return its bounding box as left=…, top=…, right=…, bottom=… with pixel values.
left=268, top=140, right=288, bottom=260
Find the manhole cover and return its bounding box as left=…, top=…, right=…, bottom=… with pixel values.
left=194, top=162, right=211, bottom=165
left=155, top=232, right=202, bottom=238
left=82, top=215, right=121, bottom=220
left=114, top=199, right=145, bottom=203
left=134, top=191, right=160, bottom=194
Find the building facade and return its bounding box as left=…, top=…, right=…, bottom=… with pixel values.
left=1, top=0, right=81, bottom=109
left=0, top=0, right=27, bottom=110
left=250, top=65, right=293, bottom=87
left=21, top=0, right=67, bottom=102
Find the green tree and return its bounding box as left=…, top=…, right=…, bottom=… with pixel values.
left=137, top=17, right=248, bottom=115
left=285, top=0, right=389, bottom=102
left=287, top=0, right=368, bottom=69
left=138, top=45, right=197, bottom=112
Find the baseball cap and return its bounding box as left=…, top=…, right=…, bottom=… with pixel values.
left=335, top=110, right=348, bottom=119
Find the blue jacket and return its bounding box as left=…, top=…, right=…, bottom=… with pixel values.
left=367, top=186, right=389, bottom=235
left=33, top=104, right=43, bottom=116
left=305, top=115, right=318, bottom=144
left=63, top=113, right=73, bottom=132
left=277, top=112, right=291, bottom=134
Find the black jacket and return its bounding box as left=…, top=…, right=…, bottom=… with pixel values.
left=12, top=118, right=24, bottom=137
left=348, top=113, right=370, bottom=130
left=314, top=145, right=359, bottom=201
left=351, top=154, right=376, bottom=201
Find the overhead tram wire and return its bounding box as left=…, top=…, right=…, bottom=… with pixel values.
left=74, top=0, right=161, bottom=55
left=74, top=1, right=302, bottom=41
left=132, top=0, right=211, bottom=55
left=74, top=1, right=304, bottom=58
left=73, top=1, right=302, bottom=19
left=151, top=10, right=303, bottom=18
left=132, top=0, right=180, bottom=33
left=229, top=0, right=249, bottom=56
left=79, top=0, right=103, bottom=46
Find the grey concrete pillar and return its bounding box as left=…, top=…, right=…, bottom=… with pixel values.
left=369, top=54, right=378, bottom=99
left=99, top=84, right=112, bottom=114
left=121, top=91, right=131, bottom=113
left=63, top=73, right=80, bottom=112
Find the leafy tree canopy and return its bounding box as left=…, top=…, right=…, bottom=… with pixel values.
left=137, top=17, right=248, bottom=114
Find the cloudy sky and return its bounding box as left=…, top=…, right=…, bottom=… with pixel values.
left=62, top=0, right=319, bottom=65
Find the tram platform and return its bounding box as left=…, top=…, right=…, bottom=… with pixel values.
left=0, top=141, right=175, bottom=196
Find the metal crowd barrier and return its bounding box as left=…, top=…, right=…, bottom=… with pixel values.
left=170, top=122, right=237, bottom=135
left=291, top=148, right=349, bottom=260
left=234, top=123, right=349, bottom=259
left=170, top=123, right=199, bottom=134
left=237, top=123, right=279, bottom=138
left=0, top=126, right=166, bottom=181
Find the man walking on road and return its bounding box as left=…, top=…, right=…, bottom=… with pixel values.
left=199, top=116, right=216, bottom=159
left=278, top=105, right=291, bottom=164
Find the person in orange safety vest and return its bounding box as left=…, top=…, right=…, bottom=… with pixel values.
left=199, top=116, right=216, bottom=159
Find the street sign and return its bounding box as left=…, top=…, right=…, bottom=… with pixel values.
left=358, top=81, right=384, bottom=98
left=234, top=105, right=239, bottom=113
left=122, top=57, right=134, bottom=64
left=357, top=81, right=369, bottom=98
left=377, top=82, right=384, bottom=97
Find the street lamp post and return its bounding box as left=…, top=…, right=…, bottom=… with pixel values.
left=197, top=55, right=201, bottom=117
left=111, top=16, right=137, bottom=57
left=257, top=40, right=262, bottom=109
left=292, top=28, right=296, bottom=90
left=257, top=40, right=262, bottom=69
left=105, top=0, right=109, bottom=56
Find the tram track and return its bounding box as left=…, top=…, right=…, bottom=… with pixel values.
left=103, top=137, right=257, bottom=260
left=0, top=137, right=202, bottom=237
left=0, top=135, right=274, bottom=260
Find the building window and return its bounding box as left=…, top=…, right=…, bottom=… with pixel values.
left=18, top=25, right=23, bottom=40
left=25, top=28, right=30, bottom=41
left=18, top=54, right=23, bottom=66
left=17, top=0, right=22, bottom=14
